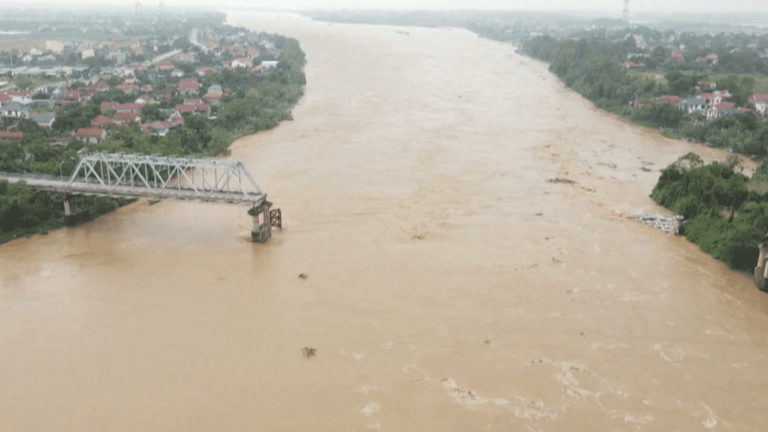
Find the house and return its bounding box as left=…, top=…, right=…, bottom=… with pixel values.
left=0, top=102, right=31, bottom=118
left=116, top=83, right=138, bottom=93
left=75, top=128, right=107, bottom=143
left=248, top=46, right=261, bottom=57
left=157, top=61, right=175, bottom=72
left=100, top=102, right=142, bottom=114
left=91, top=115, right=113, bottom=128
left=7, top=91, right=32, bottom=105
left=175, top=104, right=197, bottom=114
left=261, top=60, right=279, bottom=69
left=0, top=131, right=24, bottom=142
left=91, top=81, right=111, bottom=92
left=0, top=94, right=11, bottom=104
left=177, top=78, right=200, bottom=96
left=700, top=90, right=730, bottom=106
left=135, top=95, right=155, bottom=105
left=81, top=48, right=95, bottom=59
left=707, top=101, right=735, bottom=120
left=140, top=84, right=154, bottom=93
left=171, top=69, right=185, bottom=78
left=31, top=112, right=56, bottom=129
left=669, top=50, right=684, bottom=62
left=696, top=81, right=716, bottom=90
left=679, top=97, right=706, bottom=113
left=749, top=93, right=768, bottom=116
left=108, top=52, right=126, bottom=64
left=45, top=40, right=64, bottom=54
left=63, top=90, right=81, bottom=102
left=620, top=60, right=639, bottom=69
left=111, top=112, right=141, bottom=125
left=696, top=53, right=719, bottom=64
left=660, top=95, right=683, bottom=106
left=232, top=57, right=252, bottom=68
left=196, top=66, right=215, bottom=76
left=142, top=121, right=172, bottom=136
left=202, top=92, right=222, bottom=106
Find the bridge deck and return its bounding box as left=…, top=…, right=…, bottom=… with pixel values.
left=0, top=174, right=266, bottom=205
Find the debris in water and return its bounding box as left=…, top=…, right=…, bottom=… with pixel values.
left=302, top=347, right=317, bottom=358
left=548, top=178, right=575, bottom=184
left=299, top=273, right=308, bottom=279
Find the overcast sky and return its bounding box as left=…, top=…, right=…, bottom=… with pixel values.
left=18, top=0, right=768, bottom=14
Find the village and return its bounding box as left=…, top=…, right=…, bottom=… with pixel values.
left=0, top=22, right=283, bottom=147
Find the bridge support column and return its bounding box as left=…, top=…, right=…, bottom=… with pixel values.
left=63, top=200, right=71, bottom=216
left=755, top=244, right=767, bottom=292
left=248, top=201, right=273, bottom=244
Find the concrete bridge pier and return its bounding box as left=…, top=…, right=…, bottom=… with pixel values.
left=63, top=197, right=90, bottom=227
left=249, top=201, right=273, bottom=243
left=754, top=244, right=768, bottom=291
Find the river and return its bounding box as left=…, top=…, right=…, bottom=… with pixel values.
left=1, top=11, right=767, bottom=432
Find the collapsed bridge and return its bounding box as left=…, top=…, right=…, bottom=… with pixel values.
left=0, top=152, right=281, bottom=243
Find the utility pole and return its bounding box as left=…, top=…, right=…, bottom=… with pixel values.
left=135, top=0, right=142, bottom=18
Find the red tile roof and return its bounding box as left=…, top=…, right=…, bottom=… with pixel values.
left=714, top=101, right=735, bottom=110
left=750, top=94, right=768, bottom=103
left=175, top=104, right=197, bottom=112
left=661, top=95, right=683, bottom=105
left=177, top=78, right=200, bottom=90
left=91, top=115, right=113, bottom=127
left=112, top=112, right=140, bottom=122
left=0, top=131, right=24, bottom=140
left=76, top=128, right=106, bottom=138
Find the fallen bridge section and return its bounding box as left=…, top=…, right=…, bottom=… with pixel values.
left=628, top=214, right=684, bottom=235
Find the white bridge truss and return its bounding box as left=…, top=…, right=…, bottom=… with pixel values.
left=63, top=153, right=266, bottom=204
left=629, top=214, right=684, bottom=235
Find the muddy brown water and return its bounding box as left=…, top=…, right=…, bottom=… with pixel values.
left=1, top=12, right=768, bottom=432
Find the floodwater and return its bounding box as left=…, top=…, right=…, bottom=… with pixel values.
left=2, top=12, right=768, bottom=432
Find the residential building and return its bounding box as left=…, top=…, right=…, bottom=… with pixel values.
left=75, top=128, right=107, bottom=143
left=177, top=78, right=200, bottom=96
left=679, top=97, right=706, bottom=113
left=196, top=66, right=215, bottom=76
left=750, top=93, right=768, bottom=116
left=0, top=102, right=31, bottom=118
left=31, top=112, right=56, bottom=129
left=45, top=40, right=64, bottom=54
left=0, top=131, right=24, bottom=142
left=111, top=112, right=141, bottom=125
left=232, top=57, right=252, bottom=68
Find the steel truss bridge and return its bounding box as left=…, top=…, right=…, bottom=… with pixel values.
left=0, top=153, right=267, bottom=205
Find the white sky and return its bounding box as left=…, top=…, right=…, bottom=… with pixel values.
left=16, top=0, right=768, bottom=14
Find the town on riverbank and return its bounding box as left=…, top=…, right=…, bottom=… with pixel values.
left=0, top=6, right=305, bottom=243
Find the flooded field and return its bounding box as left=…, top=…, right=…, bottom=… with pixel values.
left=1, top=11, right=767, bottom=431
